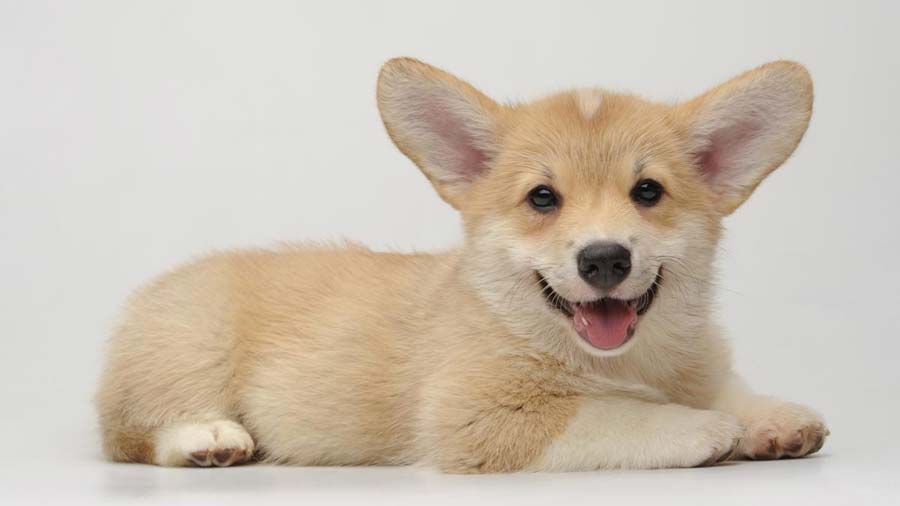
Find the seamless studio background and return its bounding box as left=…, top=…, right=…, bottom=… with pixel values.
left=1, top=1, right=898, bottom=505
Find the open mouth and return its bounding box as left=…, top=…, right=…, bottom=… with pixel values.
left=536, top=268, right=662, bottom=351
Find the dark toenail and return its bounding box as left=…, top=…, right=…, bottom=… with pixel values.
left=213, top=449, right=234, bottom=464
left=189, top=450, right=209, bottom=465
left=763, top=437, right=778, bottom=458
left=785, top=438, right=804, bottom=453
left=810, top=433, right=825, bottom=454
left=700, top=453, right=719, bottom=467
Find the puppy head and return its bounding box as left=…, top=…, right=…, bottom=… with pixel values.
left=377, top=58, right=812, bottom=357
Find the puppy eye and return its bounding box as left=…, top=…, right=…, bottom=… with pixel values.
left=527, top=185, right=559, bottom=211
left=631, top=179, right=664, bottom=207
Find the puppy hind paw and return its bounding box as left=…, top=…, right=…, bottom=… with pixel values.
left=155, top=420, right=255, bottom=467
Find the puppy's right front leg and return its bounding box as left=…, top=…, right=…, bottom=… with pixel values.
left=529, top=397, right=743, bottom=471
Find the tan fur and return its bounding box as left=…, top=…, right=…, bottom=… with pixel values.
left=101, top=425, right=155, bottom=464
left=97, top=58, right=827, bottom=472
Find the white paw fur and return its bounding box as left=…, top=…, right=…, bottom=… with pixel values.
left=154, top=420, right=254, bottom=467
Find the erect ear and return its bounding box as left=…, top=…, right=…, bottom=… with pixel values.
left=377, top=57, right=503, bottom=209
left=674, top=61, right=813, bottom=215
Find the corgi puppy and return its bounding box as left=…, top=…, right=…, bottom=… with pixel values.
left=97, top=58, right=828, bottom=472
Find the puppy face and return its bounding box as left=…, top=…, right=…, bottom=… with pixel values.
left=378, top=58, right=812, bottom=357
left=463, top=95, right=719, bottom=355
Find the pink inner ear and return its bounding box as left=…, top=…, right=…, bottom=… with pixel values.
left=696, top=120, right=761, bottom=185
left=418, top=95, right=489, bottom=182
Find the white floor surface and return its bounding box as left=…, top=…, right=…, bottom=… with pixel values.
left=1, top=419, right=896, bottom=506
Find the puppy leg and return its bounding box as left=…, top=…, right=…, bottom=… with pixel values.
left=527, top=398, right=743, bottom=471
left=711, top=373, right=829, bottom=460
left=102, top=419, right=255, bottom=467
left=420, top=384, right=743, bottom=472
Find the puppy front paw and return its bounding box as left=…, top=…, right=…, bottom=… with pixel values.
left=740, top=402, right=829, bottom=460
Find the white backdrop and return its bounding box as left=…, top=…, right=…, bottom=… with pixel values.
left=1, top=1, right=898, bottom=504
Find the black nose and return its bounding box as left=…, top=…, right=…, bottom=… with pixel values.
left=577, top=241, right=632, bottom=290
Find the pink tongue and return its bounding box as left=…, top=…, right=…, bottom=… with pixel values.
left=573, top=299, right=637, bottom=350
